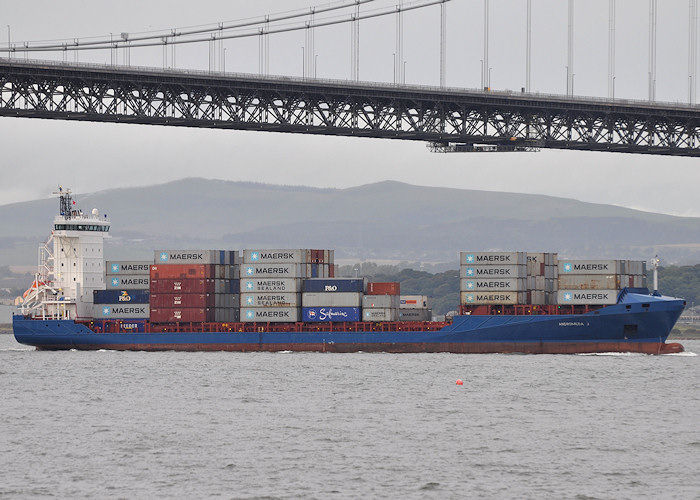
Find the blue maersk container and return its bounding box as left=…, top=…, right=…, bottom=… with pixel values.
left=93, top=289, right=150, bottom=304
left=302, top=307, right=361, bottom=322
left=302, top=279, right=365, bottom=293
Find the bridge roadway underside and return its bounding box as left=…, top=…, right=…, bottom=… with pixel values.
left=2, top=58, right=700, bottom=156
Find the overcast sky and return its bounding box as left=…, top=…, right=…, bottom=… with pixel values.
left=2, top=0, right=700, bottom=216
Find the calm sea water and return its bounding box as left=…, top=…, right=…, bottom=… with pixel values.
left=1, top=334, right=698, bottom=500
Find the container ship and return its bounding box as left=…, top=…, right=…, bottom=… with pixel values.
left=12, top=188, right=685, bottom=354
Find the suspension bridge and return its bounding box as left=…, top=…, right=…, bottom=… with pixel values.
left=1, top=0, right=700, bottom=156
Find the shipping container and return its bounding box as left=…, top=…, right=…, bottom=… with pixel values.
left=92, top=303, right=150, bottom=319
left=302, top=292, right=362, bottom=308
left=558, top=275, right=621, bottom=290
left=150, top=278, right=215, bottom=294
left=362, top=294, right=400, bottom=309
left=302, top=307, right=361, bottom=322
left=460, top=291, right=527, bottom=305
left=106, top=261, right=152, bottom=275
left=108, top=275, right=150, bottom=289
left=557, top=289, right=618, bottom=305
left=150, top=264, right=211, bottom=279
left=150, top=307, right=213, bottom=323
left=558, top=260, right=620, bottom=275
left=155, top=250, right=238, bottom=265
left=363, top=308, right=398, bottom=322
left=215, top=294, right=239, bottom=309
left=459, top=278, right=527, bottom=292
left=241, top=307, right=300, bottom=323
left=239, top=278, right=302, bottom=293
left=241, top=293, right=301, bottom=308
left=212, top=279, right=237, bottom=294
left=366, top=282, right=400, bottom=295
left=459, top=265, right=527, bottom=279
left=214, top=308, right=240, bottom=323
left=93, top=289, right=150, bottom=304
left=302, top=278, right=366, bottom=293
left=460, top=251, right=527, bottom=266
left=242, top=249, right=307, bottom=264
left=398, top=309, right=432, bottom=321
left=240, top=263, right=307, bottom=279
left=150, top=293, right=215, bottom=309
left=399, top=295, right=429, bottom=309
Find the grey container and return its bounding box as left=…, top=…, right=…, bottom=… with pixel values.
left=215, top=294, right=239, bottom=308
left=362, top=294, right=400, bottom=309
left=363, top=308, right=398, bottom=321
left=106, top=261, right=152, bottom=275
left=242, top=293, right=301, bottom=308
left=398, top=309, right=432, bottom=321
left=214, top=308, right=240, bottom=322
left=302, top=292, right=362, bottom=308
left=241, top=307, right=300, bottom=323
left=240, top=278, right=302, bottom=293
left=399, top=295, right=429, bottom=309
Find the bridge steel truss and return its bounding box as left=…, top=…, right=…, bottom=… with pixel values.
left=2, top=58, right=700, bottom=156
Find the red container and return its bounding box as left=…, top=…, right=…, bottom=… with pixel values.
left=366, top=282, right=400, bottom=295
left=150, top=307, right=214, bottom=323
left=150, top=278, right=215, bottom=294
left=150, top=264, right=216, bottom=280
left=150, top=293, right=214, bottom=308
left=329, top=264, right=336, bottom=278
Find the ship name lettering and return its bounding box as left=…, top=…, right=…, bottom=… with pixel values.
left=559, top=321, right=585, bottom=327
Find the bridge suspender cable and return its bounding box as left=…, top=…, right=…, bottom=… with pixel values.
left=0, top=0, right=450, bottom=54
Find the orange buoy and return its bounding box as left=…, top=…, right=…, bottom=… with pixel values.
left=456, top=379, right=463, bottom=385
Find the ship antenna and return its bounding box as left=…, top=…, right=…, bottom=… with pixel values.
left=652, top=255, right=660, bottom=293
left=53, top=186, right=73, bottom=219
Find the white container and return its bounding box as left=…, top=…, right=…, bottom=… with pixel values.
left=558, top=260, right=620, bottom=275
left=460, top=291, right=527, bottom=305
left=155, top=250, right=235, bottom=265
left=93, top=303, right=150, bottom=319
left=302, top=292, right=362, bottom=308
left=240, top=278, right=302, bottom=293
left=362, top=294, right=400, bottom=309
left=399, top=295, right=429, bottom=309
left=460, top=278, right=527, bottom=292
left=106, top=261, right=152, bottom=275
left=557, top=289, right=618, bottom=305
left=363, top=308, right=398, bottom=321
left=241, top=307, right=300, bottom=322
left=107, top=275, right=150, bottom=289
left=240, top=263, right=306, bottom=278
left=242, top=293, right=301, bottom=308
left=460, top=251, right=527, bottom=266
left=242, top=249, right=307, bottom=264
left=460, top=265, right=527, bottom=279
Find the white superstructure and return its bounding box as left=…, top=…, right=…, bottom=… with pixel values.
left=21, top=187, right=110, bottom=319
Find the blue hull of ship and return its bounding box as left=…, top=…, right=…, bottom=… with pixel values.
left=12, top=292, right=686, bottom=354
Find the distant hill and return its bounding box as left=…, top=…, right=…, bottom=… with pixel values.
left=1, top=178, right=700, bottom=266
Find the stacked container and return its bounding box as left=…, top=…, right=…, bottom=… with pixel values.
left=150, top=250, right=240, bottom=323
left=556, top=259, right=647, bottom=305
left=399, top=295, right=432, bottom=321
left=240, top=249, right=335, bottom=322
left=459, top=252, right=528, bottom=305
left=526, top=253, right=558, bottom=305
left=96, top=260, right=153, bottom=318
left=363, top=282, right=400, bottom=321
left=301, top=278, right=365, bottom=322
